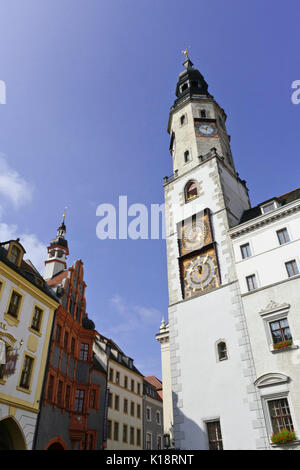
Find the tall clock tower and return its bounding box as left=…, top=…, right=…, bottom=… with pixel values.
left=163, top=54, right=267, bottom=450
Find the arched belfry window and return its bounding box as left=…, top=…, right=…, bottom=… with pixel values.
left=217, top=340, right=228, bottom=362
left=185, top=181, right=198, bottom=202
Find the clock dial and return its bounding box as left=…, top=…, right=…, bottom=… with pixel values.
left=195, top=122, right=218, bottom=137
left=179, top=210, right=212, bottom=256
left=182, top=221, right=209, bottom=252
left=182, top=248, right=219, bottom=298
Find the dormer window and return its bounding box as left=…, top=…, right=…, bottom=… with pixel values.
left=261, top=201, right=278, bottom=214
left=9, top=245, right=21, bottom=265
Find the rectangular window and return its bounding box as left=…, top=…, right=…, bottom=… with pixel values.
left=207, top=420, right=223, bottom=450
left=114, top=394, right=119, bottom=411
left=146, top=407, right=151, bottom=421
left=268, top=398, right=294, bottom=434
left=124, top=376, right=128, bottom=388
left=107, top=420, right=112, bottom=440
left=123, top=398, right=128, bottom=414
left=146, top=433, right=152, bottom=450
left=123, top=424, right=128, bottom=443
left=277, top=228, right=290, bottom=245
left=65, top=384, right=71, bottom=409
left=157, top=435, right=162, bottom=450
left=71, top=337, right=76, bottom=355
left=7, top=291, right=21, bottom=318
left=240, top=243, right=251, bottom=259
left=246, top=274, right=257, bottom=291
left=80, top=343, right=89, bottom=361
left=156, top=411, right=161, bottom=424
left=109, top=368, right=114, bottom=382
left=285, top=260, right=299, bottom=278
left=31, top=306, right=43, bottom=332
left=131, top=379, right=134, bottom=392
left=270, top=318, right=292, bottom=345
left=19, top=355, right=34, bottom=390
left=9, top=245, right=21, bottom=264
left=136, top=428, right=141, bottom=447
left=113, top=422, right=119, bottom=441
left=47, top=375, right=54, bottom=401
left=57, top=380, right=63, bottom=406
left=130, top=426, right=134, bottom=445
left=137, top=383, right=141, bottom=395
left=55, top=324, right=62, bottom=344
left=108, top=392, right=113, bottom=408
left=137, top=404, right=141, bottom=419
left=130, top=401, right=135, bottom=417
left=262, top=202, right=276, bottom=213
left=200, top=109, right=206, bottom=118
left=75, top=389, right=85, bottom=413
left=116, top=371, right=120, bottom=384
left=63, top=331, right=69, bottom=350
left=90, top=389, right=97, bottom=409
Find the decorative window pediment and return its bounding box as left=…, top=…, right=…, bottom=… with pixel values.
left=259, top=300, right=290, bottom=317
left=254, top=372, right=289, bottom=388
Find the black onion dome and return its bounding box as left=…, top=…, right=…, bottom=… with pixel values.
left=82, top=316, right=95, bottom=330
left=174, top=57, right=209, bottom=105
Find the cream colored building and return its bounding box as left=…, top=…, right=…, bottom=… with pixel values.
left=0, top=238, right=59, bottom=450
left=93, top=336, right=143, bottom=450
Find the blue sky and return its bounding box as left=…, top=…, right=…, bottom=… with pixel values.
left=0, top=0, right=299, bottom=378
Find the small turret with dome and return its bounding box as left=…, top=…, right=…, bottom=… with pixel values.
left=43, top=209, right=69, bottom=280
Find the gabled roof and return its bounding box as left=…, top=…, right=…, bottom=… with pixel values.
left=144, top=376, right=162, bottom=390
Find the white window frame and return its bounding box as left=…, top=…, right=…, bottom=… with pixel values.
left=240, top=242, right=252, bottom=259
left=261, top=200, right=279, bottom=214
left=245, top=273, right=258, bottom=292
left=146, top=432, right=152, bottom=450
left=146, top=406, right=152, bottom=422
left=259, top=302, right=298, bottom=353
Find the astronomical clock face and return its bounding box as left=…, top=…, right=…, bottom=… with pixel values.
left=179, top=211, right=212, bottom=256
left=194, top=121, right=218, bottom=138
left=182, top=248, right=220, bottom=298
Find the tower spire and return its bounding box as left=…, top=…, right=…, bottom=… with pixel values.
left=43, top=211, right=69, bottom=280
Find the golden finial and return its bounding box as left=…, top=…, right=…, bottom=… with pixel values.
left=182, top=47, right=190, bottom=58
left=62, top=206, right=67, bottom=222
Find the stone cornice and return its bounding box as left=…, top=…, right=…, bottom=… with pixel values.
left=229, top=199, right=300, bottom=239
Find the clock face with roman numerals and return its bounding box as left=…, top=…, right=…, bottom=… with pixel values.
left=182, top=249, right=219, bottom=298
left=182, top=220, right=209, bottom=252
left=179, top=211, right=212, bottom=256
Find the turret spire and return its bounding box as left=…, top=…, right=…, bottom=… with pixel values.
left=43, top=211, right=69, bottom=280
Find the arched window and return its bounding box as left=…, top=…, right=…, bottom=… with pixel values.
left=217, top=341, right=228, bottom=361
left=185, top=181, right=197, bottom=201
